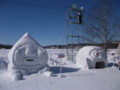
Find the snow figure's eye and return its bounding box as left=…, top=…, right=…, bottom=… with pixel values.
left=21, top=49, right=25, bottom=53
left=95, top=52, right=100, bottom=57
left=90, top=49, right=98, bottom=58
left=38, top=49, right=46, bottom=59
left=15, top=48, right=26, bottom=55
left=90, top=49, right=105, bottom=59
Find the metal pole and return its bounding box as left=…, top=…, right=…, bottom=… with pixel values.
left=60, top=58, right=63, bottom=77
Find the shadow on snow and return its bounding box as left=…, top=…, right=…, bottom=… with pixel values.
left=49, top=66, right=80, bottom=74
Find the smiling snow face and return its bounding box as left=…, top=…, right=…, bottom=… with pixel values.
left=13, top=43, right=47, bottom=67
left=8, top=33, right=48, bottom=75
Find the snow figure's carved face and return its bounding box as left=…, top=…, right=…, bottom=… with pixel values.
left=13, top=43, right=46, bottom=67
left=89, top=49, right=105, bottom=60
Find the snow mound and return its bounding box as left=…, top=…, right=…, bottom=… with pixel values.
left=43, top=71, right=54, bottom=77
left=76, top=46, right=107, bottom=69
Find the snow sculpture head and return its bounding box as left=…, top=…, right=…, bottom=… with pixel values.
left=8, top=33, right=48, bottom=77
left=76, top=46, right=107, bottom=69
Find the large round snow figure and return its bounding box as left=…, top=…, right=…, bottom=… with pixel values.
left=76, top=46, right=107, bottom=69
left=8, top=33, right=48, bottom=80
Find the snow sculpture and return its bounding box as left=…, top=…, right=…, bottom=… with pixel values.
left=8, top=33, right=48, bottom=80
left=116, top=43, right=120, bottom=56
left=76, top=46, right=107, bottom=69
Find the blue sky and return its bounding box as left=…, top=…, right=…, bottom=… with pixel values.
left=0, top=0, right=120, bottom=46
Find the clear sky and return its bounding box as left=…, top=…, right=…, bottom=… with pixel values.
left=0, top=0, right=120, bottom=46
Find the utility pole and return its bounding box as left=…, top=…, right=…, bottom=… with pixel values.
left=66, top=4, right=84, bottom=63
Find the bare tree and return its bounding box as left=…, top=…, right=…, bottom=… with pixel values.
left=85, top=0, right=120, bottom=52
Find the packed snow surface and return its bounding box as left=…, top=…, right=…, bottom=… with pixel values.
left=0, top=48, right=120, bottom=90
left=0, top=68, right=120, bottom=90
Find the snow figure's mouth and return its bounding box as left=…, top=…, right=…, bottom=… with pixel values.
left=26, top=59, right=34, bottom=62
left=95, top=61, right=105, bottom=69
left=24, top=57, right=36, bottom=63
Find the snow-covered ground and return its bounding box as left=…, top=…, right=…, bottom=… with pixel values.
left=0, top=49, right=120, bottom=90
left=0, top=67, right=120, bottom=90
